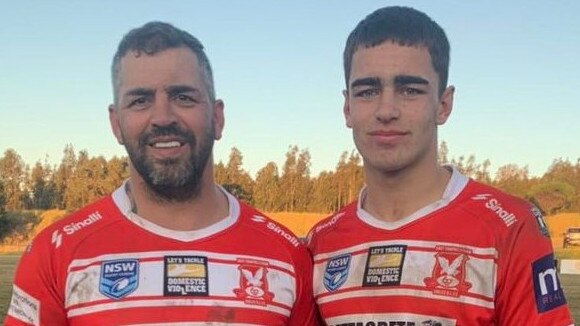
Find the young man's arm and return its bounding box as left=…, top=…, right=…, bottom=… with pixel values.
left=495, top=205, right=573, bottom=325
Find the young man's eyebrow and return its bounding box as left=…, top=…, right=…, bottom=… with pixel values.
left=394, top=75, right=429, bottom=86
left=350, top=77, right=381, bottom=89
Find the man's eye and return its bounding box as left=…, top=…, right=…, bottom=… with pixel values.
left=174, top=94, right=197, bottom=106
left=128, top=97, right=149, bottom=108
left=354, top=88, right=379, bottom=99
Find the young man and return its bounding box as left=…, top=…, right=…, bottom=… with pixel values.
left=6, top=22, right=317, bottom=325
left=307, top=6, right=573, bottom=325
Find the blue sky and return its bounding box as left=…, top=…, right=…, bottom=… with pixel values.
left=1, top=1, right=579, bottom=178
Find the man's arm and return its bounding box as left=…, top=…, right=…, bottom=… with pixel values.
left=4, top=235, right=67, bottom=325
left=287, top=245, right=321, bottom=326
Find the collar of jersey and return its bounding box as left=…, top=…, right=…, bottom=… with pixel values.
left=112, top=181, right=240, bottom=242
left=357, top=165, right=468, bottom=231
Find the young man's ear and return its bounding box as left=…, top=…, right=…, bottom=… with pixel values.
left=108, top=104, right=124, bottom=145
left=343, top=89, right=353, bottom=128
left=436, top=86, right=455, bottom=125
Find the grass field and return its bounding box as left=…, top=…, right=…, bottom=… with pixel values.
left=1, top=255, right=578, bottom=323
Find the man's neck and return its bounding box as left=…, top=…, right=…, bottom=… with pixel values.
left=362, top=163, right=452, bottom=223
left=126, top=173, right=229, bottom=231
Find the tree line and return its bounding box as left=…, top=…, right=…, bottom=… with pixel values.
left=0, top=142, right=579, bottom=232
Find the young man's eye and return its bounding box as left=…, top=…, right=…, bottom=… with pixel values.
left=400, top=87, right=425, bottom=97
left=354, top=88, right=380, bottom=99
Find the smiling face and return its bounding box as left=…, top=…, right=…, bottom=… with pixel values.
left=109, top=47, right=224, bottom=200
left=344, top=42, right=454, bottom=175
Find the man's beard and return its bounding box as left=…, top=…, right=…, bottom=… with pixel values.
left=124, top=123, right=214, bottom=202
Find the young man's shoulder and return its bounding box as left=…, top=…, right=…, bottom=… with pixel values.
left=306, top=202, right=357, bottom=246
left=460, top=180, right=548, bottom=236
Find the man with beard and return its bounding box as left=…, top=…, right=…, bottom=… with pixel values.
left=307, top=6, right=573, bottom=325
left=6, top=22, right=317, bottom=325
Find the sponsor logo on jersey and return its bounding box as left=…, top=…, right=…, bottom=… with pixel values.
left=532, top=253, right=566, bottom=312
left=251, top=215, right=267, bottom=223
left=8, top=285, right=40, bottom=326
left=531, top=206, right=550, bottom=237
left=328, top=319, right=449, bottom=326
left=363, top=245, right=406, bottom=287
left=266, top=221, right=300, bottom=247
left=163, top=256, right=209, bottom=296
left=324, top=253, right=351, bottom=292
left=472, top=194, right=517, bottom=227
left=51, top=211, right=103, bottom=248
left=315, top=212, right=345, bottom=234
left=424, top=245, right=472, bottom=297
left=99, top=259, right=139, bottom=300
left=233, top=258, right=274, bottom=306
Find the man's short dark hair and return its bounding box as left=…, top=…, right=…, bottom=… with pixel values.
left=111, top=21, right=215, bottom=103
left=344, top=6, right=450, bottom=96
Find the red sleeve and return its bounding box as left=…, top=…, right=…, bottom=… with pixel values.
left=495, top=205, right=573, bottom=325
left=4, top=232, right=68, bottom=326
left=287, top=245, right=321, bottom=326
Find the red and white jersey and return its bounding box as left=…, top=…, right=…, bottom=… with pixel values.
left=308, top=168, right=573, bottom=325
left=6, top=184, right=317, bottom=326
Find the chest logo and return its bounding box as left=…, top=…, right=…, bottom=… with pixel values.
left=99, top=259, right=139, bottom=300
left=324, top=254, right=351, bottom=292
left=362, top=245, right=406, bottom=287
left=424, top=246, right=472, bottom=297
left=234, top=259, right=274, bottom=306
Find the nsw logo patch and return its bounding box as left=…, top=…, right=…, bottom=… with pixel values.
left=99, top=259, right=139, bottom=300
left=164, top=256, right=209, bottom=296
left=324, top=254, right=351, bottom=292
left=363, top=245, right=406, bottom=287
left=532, top=253, right=566, bottom=312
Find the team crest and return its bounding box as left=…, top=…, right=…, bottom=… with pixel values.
left=324, top=254, right=351, bottom=292
left=233, top=259, right=274, bottom=306
left=424, top=246, right=472, bottom=297
left=99, top=259, right=139, bottom=300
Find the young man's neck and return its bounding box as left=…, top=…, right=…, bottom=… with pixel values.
left=362, top=163, right=451, bottom=223
left=126, top=171, right=229, bottom=231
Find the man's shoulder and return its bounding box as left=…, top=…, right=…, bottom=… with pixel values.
left=236, top=202, right=304, bottom=251
left=31, top=195, right=119, bottom=251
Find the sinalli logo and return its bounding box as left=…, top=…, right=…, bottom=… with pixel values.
left=51, top=212, right=103, bottom=248
left=472, top=194, right=517, bottom=227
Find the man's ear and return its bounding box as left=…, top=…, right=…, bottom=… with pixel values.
left=108, top=104, right=124, bottom=145
left=212, top=99, right=225, bottom=140
left=436, top=86, right=455, bottom=125
left=343, top=89, right=353, bottom=128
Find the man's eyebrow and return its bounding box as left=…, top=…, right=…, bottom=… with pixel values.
left=394, top=75, right=429, bottom=86
left=165, top=85, right=202, bottom=96
left=123, top=87, right=154, bottom=98
left=350, top=77, right=381, bottom=89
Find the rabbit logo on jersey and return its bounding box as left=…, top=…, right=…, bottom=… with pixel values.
left=324, top=253, right=351, bottom=292
left=99, top=259, right=139, bottom=300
